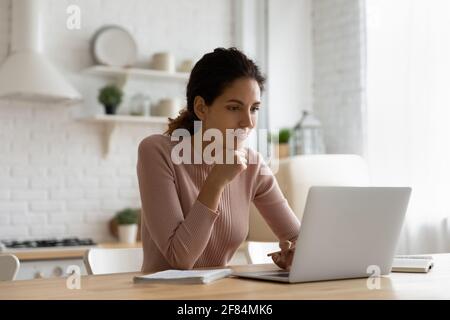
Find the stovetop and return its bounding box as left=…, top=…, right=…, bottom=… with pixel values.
left=0, top=237, right=97, bottom=252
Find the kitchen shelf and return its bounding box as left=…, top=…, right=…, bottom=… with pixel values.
left=81, top=66, right=186, bottom=157
left=83, top=65, right=190, bottom=83
left=83, top=114, right=168, bottom=124
left=80, top=114, right=168, bottom=157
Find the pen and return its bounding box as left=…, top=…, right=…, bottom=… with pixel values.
left=267, top=247, right=295, bottom=257
left=267, top=251, right=280, bottom=257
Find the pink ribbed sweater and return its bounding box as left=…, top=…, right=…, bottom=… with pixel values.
left=137, top=134, right=301, bottom=273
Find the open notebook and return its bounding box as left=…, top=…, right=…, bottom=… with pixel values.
left=133, top=268, right=232, bottom=284
left=391, top=255, right=434, bottom=273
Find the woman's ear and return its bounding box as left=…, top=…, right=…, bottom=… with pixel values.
left=193, top=96, right=208, bottom=121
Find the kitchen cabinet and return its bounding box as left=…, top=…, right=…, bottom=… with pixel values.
left=11, top=242, right=142, bottom=280
left=18, top=259, right=87, bottom=280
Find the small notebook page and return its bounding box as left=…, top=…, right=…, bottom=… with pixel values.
left=391, top=258, right=434, bottom=273
left=134, top=268, right=232, bottom=284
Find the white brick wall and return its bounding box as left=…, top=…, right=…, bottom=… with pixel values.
left=0, top=0, right=234, bottom=241
left=311, top=0, right=366, bottom=155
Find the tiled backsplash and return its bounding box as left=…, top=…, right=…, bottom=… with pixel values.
left=0, top=102, right=164, bottom=240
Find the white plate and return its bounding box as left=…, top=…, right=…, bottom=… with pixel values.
left=92, top=26, right=137, bottom=67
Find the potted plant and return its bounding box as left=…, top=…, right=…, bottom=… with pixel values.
left=115, top=208, right=140, bottom=244
left=98, top=84, right=123, bottom=115
left=273, top=128, right=291, bottom=159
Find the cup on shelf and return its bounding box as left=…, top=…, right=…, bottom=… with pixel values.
left=177, top=59, right=194, bottom=73
left=152, top=98, right=182, bottom=118
left=129, top=93, right=151, bottom=116
left=151, top=52, right=175, bottom=73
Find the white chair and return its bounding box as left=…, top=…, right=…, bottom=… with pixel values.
left=246, top=154, right=370, bottom=263
left=84, top=248, right=143, bottom=275
left=0, top=254, right=20, bottom=281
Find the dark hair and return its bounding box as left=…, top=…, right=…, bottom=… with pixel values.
left=165, top=47, right=266, bottom=135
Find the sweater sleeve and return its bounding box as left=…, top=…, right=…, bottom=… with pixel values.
left=136, top=136, right=219, bottom=269
left=252, top=154, right=301, bottom=242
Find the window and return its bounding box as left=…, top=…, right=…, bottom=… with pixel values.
left=366, top=0, right=450, bottom=253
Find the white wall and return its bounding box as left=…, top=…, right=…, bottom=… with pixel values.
left=267, top=0, right=313, bottom=131
left=0, top=0, right=234, bottom=241
left=0, top=0, right=9, bottom=62
left=311, top=0, right=366, bottom=155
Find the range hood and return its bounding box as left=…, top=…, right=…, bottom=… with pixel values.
left=0, top=0, right=82, bottom=104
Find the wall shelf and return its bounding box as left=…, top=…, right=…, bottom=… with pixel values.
left=80, top=114, right=168, bottom=157
left=83, top=114, right=169, bottom=124
left=83, top=65, right=190, bottom=83
left=81, top=66, right=185, bottom=157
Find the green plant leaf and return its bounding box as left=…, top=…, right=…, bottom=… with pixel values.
left=278, top=128, right=291, bottom=144
left=98, top=85, right=123, bottom=107
left=115, top=208, right=140, bottom=225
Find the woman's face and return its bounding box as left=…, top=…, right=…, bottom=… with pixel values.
left=194, top=77, right=261, bottom=150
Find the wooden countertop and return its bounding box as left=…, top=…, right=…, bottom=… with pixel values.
left=1, top=254, right=450, bottom=300
left=8, top=242, right=142, bottom=261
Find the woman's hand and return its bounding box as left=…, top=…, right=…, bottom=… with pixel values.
left=267, top=240, right=296, bottom=271
left=209, top=149, right=248, bottom=186
left=197, top=149, right=247, bottom=212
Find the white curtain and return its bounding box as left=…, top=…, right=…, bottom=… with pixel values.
left=366, top=0, right=450, bottom=254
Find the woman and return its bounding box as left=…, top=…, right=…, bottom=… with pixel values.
left=137, top=47, right=300, bottom=273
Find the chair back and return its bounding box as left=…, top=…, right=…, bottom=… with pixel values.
left=0, top=254, right=20, bottom=281
left=84, top=248, right=143, bottom=275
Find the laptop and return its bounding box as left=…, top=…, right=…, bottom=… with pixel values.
left=234, top=186, right=412, bottom=283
